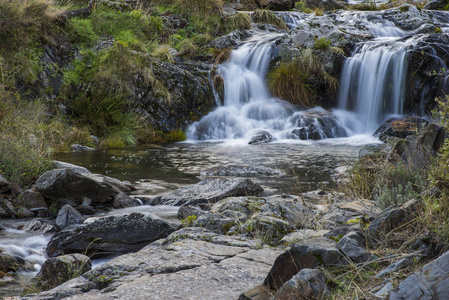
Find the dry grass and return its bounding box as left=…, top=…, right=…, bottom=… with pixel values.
left=174, top=0, right=224, bottom=16
left=252, top=9, right=289, bottom=31
left=227, top=13, right=252, bottom=31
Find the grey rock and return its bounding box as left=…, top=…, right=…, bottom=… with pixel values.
left=56, top=204, right=82, bottom=230
left=26, top=238, right=283, bottom=300
left=14, top=188, right=47, bottom=210
left=249, top=130, right=274, bottom=145
left=16, top=206, right=35, bottom=218
left=280, top=229, right=330, bottom=247
left=0, top=173, right=11, bottom=193
left=201, top=164, right=283, bottom=177
left=338, top=231, right=370, bottom=263
left=0, top=253, right=25, bottom=272
left=53, top=161, right=91, bottom=175
left=36, top=169, right=134, bottom=205
left=113, top=192, right=136, bottom=208
left=32, top=254, right=92, bottom=291
left=423, top=0, right=447, bottom=10
left=291, top=237, right=349, bottom=266
left=193, top=210, right=247, bottom=234
left=21, top=219, right=56, bottom=234
left=377, top=256, right=414, bottom=278
left=46, top=212, right=176, bottom=257
left=159, top=178, right=263, bottom=207
left=274, top=268, right=331, bottom=299
left=178, top=205, right=208, bottom=220
left=324, top=223, right=363, bottom=240
left=388, top=250, right=449, bottom=300
left=244, top=213, right=294, bottom=245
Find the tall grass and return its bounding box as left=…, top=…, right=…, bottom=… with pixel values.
left=252, top=9, right=288, bottom=30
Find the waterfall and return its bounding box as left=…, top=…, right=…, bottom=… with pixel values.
left=337, top=16, right=409, bottom=133
left=187, top=32, right=349, bottom=142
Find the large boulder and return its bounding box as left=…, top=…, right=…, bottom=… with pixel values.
left=36, top=169, right=134, bottom=206
left=46, top=212, right=176, bottom=257
left=387, top=250, right=449, bottom=299
left=160, top=178, right=263, bottom=207
left=31, top=254, right=91, bottom=291
left=255, top=0, right=295, bottom=10
left=55, top=205, right=82, bottom=230
left=13, top=188, right=47, bottom=210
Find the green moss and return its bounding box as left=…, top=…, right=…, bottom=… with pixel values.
left=314, top=37, right=331, bottom=50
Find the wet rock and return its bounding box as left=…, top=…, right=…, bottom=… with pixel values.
left=374, top=117, right=429, bottom=142
left=249, top=130, right=274, bottom=145
left=0, top=253, right=25, bottom=272
left=387, top=250, right=449, bottom=299
left=112, top=192, right=136, bottom=208
left=338, top=231, right=370, bottom=263
left=0, top=174, right=11, bottom=193
left=14, top=188, right=47, bottom=210
left=159, top=178, right=263, bottom=207
left=274, top=268, right=331, bottom=299
left=255, top=0, right=295, bottom=10
left=200, top=164, right=283, bottom=177
left=76, top=205, right=96, bottom=215
left=209, top=29, right=253, bottom=49
left=32, top=254, right=91, bottom=291
left=21, top=219, right=56, bottom=234
left=56, top=205, right=82, bottom=230
left=46, top=212, right=176, bottom=257
left=178, top=205, right=208, bottom=220
left=36, top=169, right=134, bottom=206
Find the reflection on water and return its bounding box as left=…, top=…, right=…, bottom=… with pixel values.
left=56, top=138, right=378, bottom=194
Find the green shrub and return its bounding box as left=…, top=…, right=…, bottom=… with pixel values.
left=314, top=37, right=331, bottom=50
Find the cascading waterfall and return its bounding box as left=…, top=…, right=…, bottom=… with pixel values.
left=337, top=15, right=409, bottom=133
left=187, top=31, right=349, bottom=142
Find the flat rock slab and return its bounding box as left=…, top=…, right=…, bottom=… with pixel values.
left=160, top=178, right=263, bottom=207
left=25, top=238, right=284, bottom=300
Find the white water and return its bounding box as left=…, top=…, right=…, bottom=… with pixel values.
left=337, top=14, right=409, bottom=133
left=187, top=32, right=351, bottom=142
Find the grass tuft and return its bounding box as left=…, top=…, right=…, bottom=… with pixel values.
left=252, top=9, right=289, bottom=31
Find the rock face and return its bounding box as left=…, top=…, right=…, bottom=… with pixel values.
left=36, top=169, right=134, bottom=206
left=374, top=117, right=429, bottom=142
left=46, top=212, right=176, bottom=257
left=160, top=178, right=264, bottom=207
left=55, top=205, right=82, bottom=230
left=255, top=0, right=295, bottom=10
left=387, top=250, right=449, bottom=300
left=32, top=254, right=92, bottom=291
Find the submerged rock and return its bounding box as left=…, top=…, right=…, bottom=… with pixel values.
left=160, top=178, right=263, bottom=207
left=46, top=212, right=176, bottom=257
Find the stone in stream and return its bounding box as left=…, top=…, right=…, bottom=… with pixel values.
left=0, top=253, right=25, bottom=273
left=46, top=212, right=176, bottom=257
left=159, top=178, right=263, bottom=207
left=55, top=204, right=82, bottom=230
left=248, top=130, right=274, bottom=145
left=36, top=168, right=135, bottom=206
